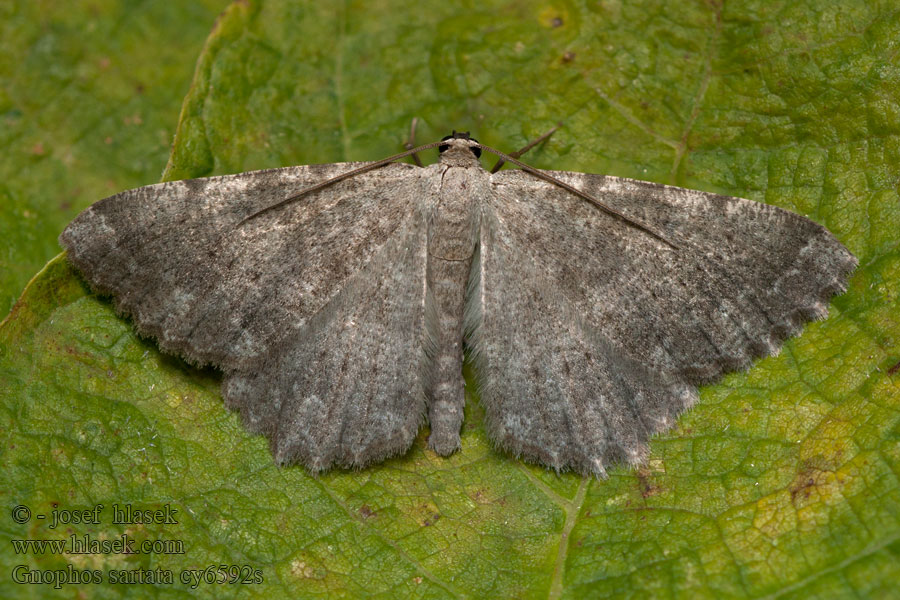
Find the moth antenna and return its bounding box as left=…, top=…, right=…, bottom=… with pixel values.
left=404, top=117, right=424, bottom=167
left=237, top=140, right=445, bottom=226
left=490, top=123, right=561, bottom=173
left=475, top=142, right=680, bottom=250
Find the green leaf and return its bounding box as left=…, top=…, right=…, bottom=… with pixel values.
left=0, top=0, right=228, bottom=317
left=3, top=1, right=900, bottom=598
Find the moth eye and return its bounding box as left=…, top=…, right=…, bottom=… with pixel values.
left=438, top=133, right=481, bottom=157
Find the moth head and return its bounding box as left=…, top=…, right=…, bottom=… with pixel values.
left=439, top=131, right=482, bottom=158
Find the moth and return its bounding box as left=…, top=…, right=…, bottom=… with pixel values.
left=59, top=128, right=857, bottom=476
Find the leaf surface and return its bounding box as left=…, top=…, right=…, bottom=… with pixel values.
left=0, top=0, right=228, bottom=316
left=2, top=1, right=899, bottom=598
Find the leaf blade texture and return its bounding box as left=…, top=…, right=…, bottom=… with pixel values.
left=2, top=1, right=899, bottom=598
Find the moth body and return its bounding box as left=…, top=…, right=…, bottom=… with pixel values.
left=424, top=139, right=487, bottom=454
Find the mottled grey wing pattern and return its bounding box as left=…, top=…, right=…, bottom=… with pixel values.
left=61, top=163, right=420, bottom=369
left=223, top=188, right=433, bottom=470
left=471, top=170, right=856, bottom=476
left=60, top=162, right=433, bottom=471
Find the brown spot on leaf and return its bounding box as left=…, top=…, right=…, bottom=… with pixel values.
left=411, top=501, right=443, bottom=527
left=561, top=51, right=576, bottom=63
left=636, top=468, right=661, bottom=498
left=790, top=473, right=817, bottom=504
left=789, top=455, right=843, bottom=508
left=358, top=504, right=376, bottom=519
left=887, top=360, right=900, bottom=376
left=551, top=17, right=563, bottom=27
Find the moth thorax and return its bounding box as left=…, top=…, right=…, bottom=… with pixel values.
left=438, top=141, right=482, bottom=167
